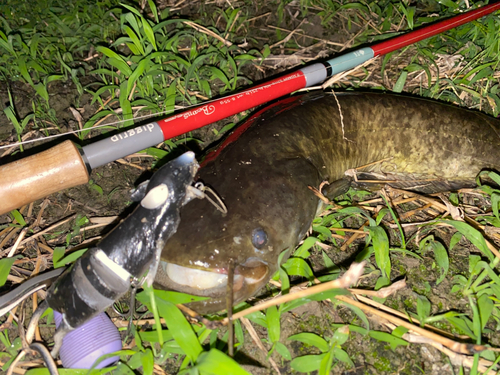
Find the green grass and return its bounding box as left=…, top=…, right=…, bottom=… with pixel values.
left=1, top=0, right=500, bottom=374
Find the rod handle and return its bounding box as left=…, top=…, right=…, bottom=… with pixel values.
left=0, top=141, right=89, bottom=215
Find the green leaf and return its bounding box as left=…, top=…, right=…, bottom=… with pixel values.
left=449, top=232, right=462, bottom=251
left=10, top=210, right=26, bottom=226
left=290, top=353, right=326, bottom=372
left=155, top=300, right=203, bottom=362
left=392, top=326, right=409, bottom=338
left=288, top=333, right=329, bottom=353
left=368, top=226, right=391, bottom=279
left=138, top=330, right=173, bottom=343
left=368, top=331, right=408, bottom=351
left=416, top=295, right=431, bottom=324
left=440, top=220, right=493, bottom=262
left=53, top=248, right=87, bottom=268
left=319, top=349, right=334, bottom=375
left=331, top=325, right=350, bottom=346
left=126, top=57, right=150, bottom=97
left=234, top=319, right=244, bottom=346
left=293, top=236, right=318, bottom=258
left=196, top=349, right=250, bottom=375
left=332, top=347, right=354, bottom=367
left=266, top=305, right=280, bottom=343
left=421, top=236, right=449, bottom=284
left=140, top=348, right=154, bottom=375
left=446, top=316, right=476, bottom=339
left=123, top=25, right=144, bottom=55
left=275, top=342, right=291, bottom=360
left=393, top=70, right=408, bottom=93
left=477, top=294, right=493, bottom=331
left=376, top=208, right=390, bottom=225
left=491, top=192, right=500, bottom=219
left=0, top=256, right=21, bottom=287
left=281, top=257, right=314, bottom=280
left=136, top=290, right=208, bottom=306
left=278, top=267, right=290, bottom=294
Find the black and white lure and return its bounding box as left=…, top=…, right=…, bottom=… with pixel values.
left=1, top=152, right=202, bottom=365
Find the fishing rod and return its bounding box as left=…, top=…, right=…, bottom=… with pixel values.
left=1, top=2, right=499, bottom=215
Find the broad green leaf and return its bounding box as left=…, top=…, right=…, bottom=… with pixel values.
left=123, top=25, right=144, bottom=55
left=0, top=256, right=21, bottom=287
left=10, top=210, right=26, bottom=226
left=492, top=192, right=500, bottom=219
left=140, top=348, right=154, bottom=375
left=446, top=316, right=476, bottom=339
left=149, top=290, right=208, bottom=305
left=319, top=349, right=334, bottom=375
left=392, top=326, right=409, bottom=338
left=290, top=353, right=326, bottom=372
left=244, top=310, right=267, bottom=328
left=275, top=342, right=292, bottom=360
left=321, top=251, right=339, bottom=274
left=368, top=226, right=391, bottom=278
left=266, top=305, right=280, bottom=343
left=421, top=236, right=449, bottom=284
left=477, top=294, right=493, bottom=331
left=368, top=331, right=408, bottom=351
left=333, top=347, right=354, bottom=367
left=293, top=236, right=318, bottom=258
left=449, top=232, right=462, bottom=251
left=279, top=267, right=290, bottom=294
left=281, top=288, right=349, bottom=313
left=138, top=330, right=173, bottom=343
left=155, top=300, right=203, bottom=362
left=282, top=257, right=314, bottom=280
left=376, top=208, right=390, bottom=225
left=331, top=325, right=350, bottom=346
left=469, top=295, right=482, bottom=345
left=393, top=70, right=408, bottom=93
left=288, top=333, right=329, bottom=353
left=53, top=248, right=87, bottom=268
left=196, top=349, right=250, bottom=375
left=440, top=220, right=493, bottom=262
left=416, top=295, right=431, bottom=324
left=234, top=319, right=244, bottom=346
left=126, top=57, right=150, bottom=97
left=313, top=225, right=331, bottom=241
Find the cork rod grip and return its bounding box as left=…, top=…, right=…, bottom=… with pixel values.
left=0, top=140, right=89, bottom=215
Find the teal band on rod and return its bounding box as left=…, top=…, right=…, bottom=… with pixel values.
left=325, top=47, right=375, bottom=75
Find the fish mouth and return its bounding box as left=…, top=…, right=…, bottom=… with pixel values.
left=157, top=257, right=269, bottom=302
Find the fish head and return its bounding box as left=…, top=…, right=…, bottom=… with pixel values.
left=155, top=153, right=320, bottom=312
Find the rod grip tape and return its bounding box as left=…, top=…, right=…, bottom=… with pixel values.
left=0, top=140, right=89, bottom=215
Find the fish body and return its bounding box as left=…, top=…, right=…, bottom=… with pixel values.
left=155, top=92, right=500, bottom=312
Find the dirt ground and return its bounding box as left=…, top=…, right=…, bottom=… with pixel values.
left=1, top=1, right=499, bottom=374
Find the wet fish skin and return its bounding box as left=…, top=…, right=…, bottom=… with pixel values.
left=155, top=92, right=500, bottom=312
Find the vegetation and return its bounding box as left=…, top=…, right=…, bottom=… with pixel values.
left=1, top=0, right=500, bottom=374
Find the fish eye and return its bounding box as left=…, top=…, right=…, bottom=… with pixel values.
left=251, top=228, right=267, bottom=249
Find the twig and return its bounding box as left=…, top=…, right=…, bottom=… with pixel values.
left=335, top=294, right=491, bottom=355
left=221, top=262, right=365, bottom=325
